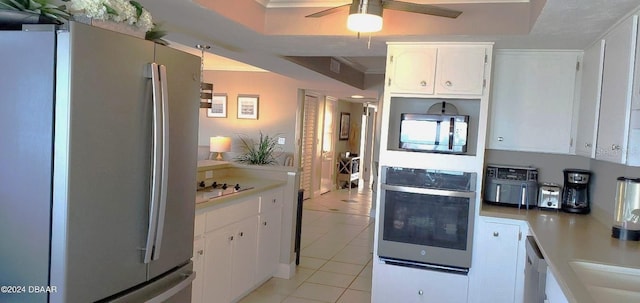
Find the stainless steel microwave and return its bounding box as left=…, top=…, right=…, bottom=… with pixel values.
left=399, top=113, right=469, bottom=154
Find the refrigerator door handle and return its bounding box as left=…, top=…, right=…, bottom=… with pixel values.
left=152, top=64, right=170, bottom=261
left=144, top=271, right=195, bottom=303
left=144, top=62, right=163, bottom=264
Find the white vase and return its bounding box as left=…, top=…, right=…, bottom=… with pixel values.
left=73, top=15, right=146, bottom=39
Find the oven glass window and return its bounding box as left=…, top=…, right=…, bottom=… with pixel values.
left=383, top=190, right=469, bottom=250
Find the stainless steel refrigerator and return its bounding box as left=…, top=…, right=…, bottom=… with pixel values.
left=0, top=22, right=200, bottom=303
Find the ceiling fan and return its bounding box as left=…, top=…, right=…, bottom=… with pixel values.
left=306, top=0, right=462, bottom=33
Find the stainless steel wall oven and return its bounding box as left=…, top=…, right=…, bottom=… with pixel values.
left=378, top=166, right=477, bottom=273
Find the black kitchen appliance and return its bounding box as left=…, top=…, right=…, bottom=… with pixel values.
left=484, top=165, right=538, bottom=209
left=561, top=169, right=592, bottom=214
left=378, top=166, right=476, bottom=273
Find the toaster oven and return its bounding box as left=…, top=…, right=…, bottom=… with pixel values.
left=484, top=165, right=538, bottom=208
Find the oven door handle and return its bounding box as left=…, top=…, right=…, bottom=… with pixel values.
left=382, top=184, right=476, bottom=198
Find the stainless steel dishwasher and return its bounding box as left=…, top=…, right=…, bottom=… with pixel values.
left=524, top=236, right=547, bottom=303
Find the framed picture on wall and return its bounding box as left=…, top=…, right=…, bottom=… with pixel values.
left=207, top=94, right=227, bottom=118
left=237, top=95, right=259, bottom=119
left=339, top=112, right=350, bottom=140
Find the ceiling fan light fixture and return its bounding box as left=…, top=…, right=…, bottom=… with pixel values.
left=347, top=0, right=383, bottom=33
left=347, top=13, right=383, bottom=33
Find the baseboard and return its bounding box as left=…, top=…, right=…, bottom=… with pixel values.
left=274, top=261, right=296, bottom=279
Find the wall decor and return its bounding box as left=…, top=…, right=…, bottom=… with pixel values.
left=207, top=94, right=227, bottom=118
left=339, top=112, right=350, bottom=140
left=237, top=95, right=259, bottom=119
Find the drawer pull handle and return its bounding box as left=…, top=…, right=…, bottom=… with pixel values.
left=197, top=249, right=204, bottom=256
left=273, top=199, right=277, bottom=204
left=493, top=232, right=499, bottom=237
left=420, top=80, right=427, bottom=87
left=445, top=80, right=452, bottom=87
left=263, top=221, right=268, bottom=226
left=418, top=290, right=424, bottom=296
left=239, top=232, right=244, bottom=237
left=228, top=236, right=234, bottom=241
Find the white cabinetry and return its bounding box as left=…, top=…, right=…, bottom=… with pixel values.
left=202, top=198, right=258, bottom=303
left=435, top=46, right=488, bottom=95
left=256, top=188, right=283, bottom=283
left=468, top=217, right=527, bottom=303
left=595, top=15, right=638, bottom=164
left=194, top=186, right=284, bottom=303
left=387, top=46, right=437, bottom=94
left=545, top=267, right=569, bottom=303
left=488, top=50, right=581, bottom=154
left=372, top=261, right=468, bottom=303
left=386, top=44, right=488, bottom=96
left=575, top=41, right=605, bottom=158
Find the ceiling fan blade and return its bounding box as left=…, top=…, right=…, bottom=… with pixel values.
left=383, top=0, right=462, bottom=19
left=305, top=4, right=350, bottom=18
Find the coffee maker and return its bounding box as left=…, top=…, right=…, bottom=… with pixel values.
left=562, top=169, right=592, bottom=214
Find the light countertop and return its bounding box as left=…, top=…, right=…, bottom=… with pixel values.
left=195, top=176, right=285, bottom=210
left=480, top=203, right=640, bottom=303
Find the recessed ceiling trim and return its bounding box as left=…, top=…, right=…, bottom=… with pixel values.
left=260, top=0, right=530, bottom=9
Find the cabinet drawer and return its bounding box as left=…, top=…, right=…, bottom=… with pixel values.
left=206, top=198, right=259, bottom=232
left=259, top=188, right=283, bottom=213
left=194, top=213, right=206, bottom=238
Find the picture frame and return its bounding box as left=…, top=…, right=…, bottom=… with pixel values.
left=207, top=94, right=227, bottom=118
left=339, top=112, right=350, bottom=140
left=237, top=95, right=259, bottom=119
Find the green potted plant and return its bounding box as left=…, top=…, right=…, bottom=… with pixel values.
left=235, top=131, right=281, bottom=165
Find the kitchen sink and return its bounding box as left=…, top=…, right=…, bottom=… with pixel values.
left=569, top=261, right=640, bottom=302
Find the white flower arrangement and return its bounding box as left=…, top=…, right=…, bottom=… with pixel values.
left=69, top=0, right=154, bottom=32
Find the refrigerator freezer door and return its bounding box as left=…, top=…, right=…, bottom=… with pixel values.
left=103, top=262, right=194, bottom=303
left=50, top=22, right=155, bottom=302
left=147, top=44, right=200, bottom=278
left=0, top=30, right=56, bottom=303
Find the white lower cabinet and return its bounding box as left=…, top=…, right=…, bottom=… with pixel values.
left=193, top=187, right=284, bottom=303
left=468, top=217, right=527, bottom=303
left=545, top=267, right=569, bottom=303
left=372, top=261, right=469, bottom=303
left=257, top=208, right=282, bottom=282
left=203, top=225, right=234, bottom=303
left=202, top=214, right=258, bottom=302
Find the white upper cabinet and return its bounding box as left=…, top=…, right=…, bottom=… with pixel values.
left=575, top=40, right=605, bottom=158
left=595, top=15, right=638, bottom=164
left=488, top=50, right=581, bottom=154
left=387, top=46, right=437, bottom=94
left=435, top=46, right=488, bottom=95
left=386, top=44, right=488, bottom=96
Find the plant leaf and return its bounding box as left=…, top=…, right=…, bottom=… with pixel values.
left=103, top=3, right=118, bottom=16
left=129, top=0, right=143, bottom=18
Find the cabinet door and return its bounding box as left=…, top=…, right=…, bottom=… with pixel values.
left=468, top=220, right=521, bottom=303
left=435, top=46, right=487, bottom=95
left=203, top=227, right=234, bottom=303
left=231, top=216, right=258, bottom=300
left=257, top=209, right=282, bottom=282
left=575, top=41, right=605, bottom=158
left=387, top=46, right=437, bottom=94
left=191, top=237, right=205, bottom=303
left=488, top=51, right=579, bottom=153
left=372, top=262, right=468, bottom=303
left=595, top=15, right=638, bottom=163
left=545, top=267, right=569, bottom=303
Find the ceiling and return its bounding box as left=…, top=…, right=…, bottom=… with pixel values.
left=137, top=0, right=640, bottom=101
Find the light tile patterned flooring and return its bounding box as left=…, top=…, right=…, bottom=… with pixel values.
left=239, top=185, right=374, bottom=303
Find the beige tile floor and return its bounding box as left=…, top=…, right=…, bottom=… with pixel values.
left=239, top=184, right=374, bottom=303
